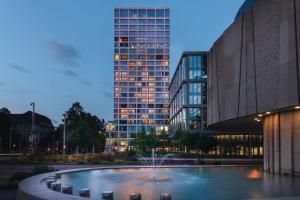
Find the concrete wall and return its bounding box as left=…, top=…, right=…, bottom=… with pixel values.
left=208, top=0, right=300, bottom=126
left=264, top=110, right=300, bottom=175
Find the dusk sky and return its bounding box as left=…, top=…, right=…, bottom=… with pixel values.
left=0, top=0, right=244, bottom=125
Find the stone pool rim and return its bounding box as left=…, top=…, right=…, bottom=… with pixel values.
left=16, top=165, right=277, bottom=200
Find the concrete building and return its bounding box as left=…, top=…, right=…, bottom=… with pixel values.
left=169, top=52, right=263, bottom=157
left=207, top=0, right=300, bottom=175
left=110, top=8, right=170, bottom=152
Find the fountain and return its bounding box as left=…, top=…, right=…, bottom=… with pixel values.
left=137, top=148, right=173, bottom=182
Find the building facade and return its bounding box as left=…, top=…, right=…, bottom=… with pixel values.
left=169, top=52, right=263, bottom=157
left=169, top=52, right=208, bottom=132
left=10, top=111, right=54, bottom=152
left=207, top=0, right=300, bottom=175
left=109, top=8, right=170, bottom=151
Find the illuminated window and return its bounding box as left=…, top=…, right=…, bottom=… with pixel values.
left=148, top=109, right=155, bottom=114
left=121, top=115, right=128, bottom=119
left=121, top=55, right=128, bottom=60
left=120, top=140, right=128, bottom=146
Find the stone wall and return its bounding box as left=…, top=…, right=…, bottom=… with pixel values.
left=208, top=0, right=300, bottom=126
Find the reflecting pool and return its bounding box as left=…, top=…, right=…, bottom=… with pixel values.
left=55, top=166, right=300, bottom=200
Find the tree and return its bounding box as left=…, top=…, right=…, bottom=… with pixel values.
left=158, top=128, right=169, bottom=151
left=0, top=107, right=11, bottom=115
left=0, top=107, right=11, bottom=152
left=63, top=102, right=106, bottom=154
left=195, top=134, right=218, bottom=157
left=135, top=128, right=159, bottom=153
left=174, top=132, right=218, bottom=157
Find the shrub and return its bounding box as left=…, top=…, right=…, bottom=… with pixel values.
left=10, top=172, right=32, bottom=181
left=31, top=165, right=55, bottom=175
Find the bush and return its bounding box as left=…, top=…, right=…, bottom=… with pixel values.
left=0, top=177, right=18, bottom=189
left=31, top=165, right=55, bottom=175
left=10, top=172, right=32, bottom=181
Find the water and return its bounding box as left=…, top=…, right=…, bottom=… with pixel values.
left=52, top=166, right=300, bottom=200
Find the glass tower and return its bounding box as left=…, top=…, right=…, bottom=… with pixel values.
left=110, top=8, right=170, bottom=151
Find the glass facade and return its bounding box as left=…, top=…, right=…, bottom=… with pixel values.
left=109, top=8, right=170, bottom=151
left=168, top=52, right=263, bottom=157
left=169, top=52, right=207, bottom=132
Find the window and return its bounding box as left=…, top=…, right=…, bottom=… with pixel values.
left=120, top=19, right=128, bottom=24
left=147, top=10, right=155, bottom=17
left=189, top=108, right=202, bottom=129
left=138, top=10, right=146, bottom=17
left=129, top=10, right=137, bottom=18
left=114, top=9, right=120, bottom=17
left=120, top=10, right=128, bottom=17
left=156, top=10, right=164, bottom=17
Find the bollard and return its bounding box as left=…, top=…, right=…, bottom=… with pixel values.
left=62, top=185, right=73, bottom=195
left=46, top=176, right=56, bottom=180
left=50, top=182, right=61, bottom=192
left=54, top=173, right=62, bottom=179
left=129, top=193, right=142, bottom=200
left=46, top=179, right=56, bottom=188
left=160, top=193, right=172, bottom=200
left=79, top=188, right=90, bottom=197
left=102, top=191, right=114, bottom=200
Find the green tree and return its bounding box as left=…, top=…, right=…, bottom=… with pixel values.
left=63, top=102, right=105, bottom=154
left=135, top=128, right=159, bottom=153
left=175, top=132, right=218, bottom=157
left=158, top=128, right=169, bottom=151
left=0, top=107, right=11, bottom=152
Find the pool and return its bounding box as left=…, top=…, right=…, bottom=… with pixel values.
left=53, top=166, right=300, bottom=200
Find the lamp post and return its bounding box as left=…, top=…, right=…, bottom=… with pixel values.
left=30, top=102, right=35, bottom=154
left=9, top=128, right=12, bottom=153
left=63, top=114, right=67, bottom=155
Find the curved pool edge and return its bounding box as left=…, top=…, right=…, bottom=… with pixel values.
left=17, top=165, right=265, bottom=200
left=17, top=171, right=89, bottom=200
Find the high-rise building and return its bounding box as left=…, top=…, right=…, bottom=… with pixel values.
left=107, top=8, right=170, bottom=152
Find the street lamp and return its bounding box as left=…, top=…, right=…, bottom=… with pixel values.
left=30, top=102, right=35, bottom=154
left=63, top=114, right=68, bottom=155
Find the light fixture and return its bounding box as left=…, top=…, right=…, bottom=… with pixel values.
left=258, top=114, right=263, bottom=117
left=266, top=112, right=271, bottom=115
left=295, top=106, right=300, bottom=109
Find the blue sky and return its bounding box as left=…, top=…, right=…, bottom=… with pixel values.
left=0, top=0, right=244, bottom=125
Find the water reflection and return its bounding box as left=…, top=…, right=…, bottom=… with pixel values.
left=247, top=169, right=263, bottom=179
left=59, top=167, right=300, bottom=200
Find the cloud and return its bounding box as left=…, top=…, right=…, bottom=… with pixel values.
left=63, top=69, right=78, bottom=77
left=80, top=79, right=92, bottom=86
left=49, top=41, right=80, bottom=67
left=9, top=64, right=29, bottom=73
left=102, top=90, right=112, bottom=98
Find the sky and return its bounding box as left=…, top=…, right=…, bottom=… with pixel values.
left=0, top=0, right=244, bottom=126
